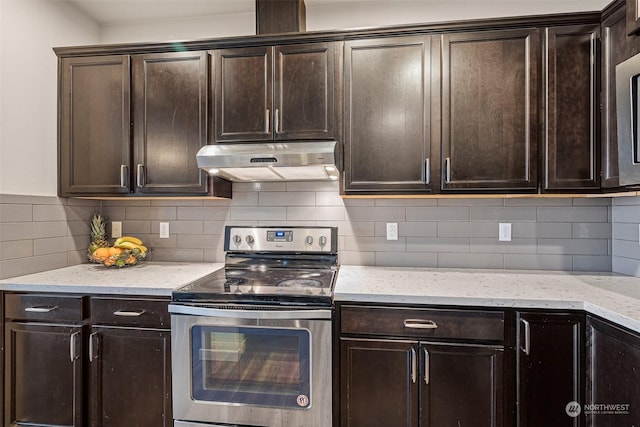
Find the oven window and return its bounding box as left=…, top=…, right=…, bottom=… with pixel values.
left=191, top=325, right=311, bottom=409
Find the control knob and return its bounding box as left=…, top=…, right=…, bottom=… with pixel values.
left=319, top=235, right=328, bottom=247
left=305, top=236, right=314, bottom=245
left=233, top=235, right=242, bottom=245
left=246, top=235, right=255, bottom=245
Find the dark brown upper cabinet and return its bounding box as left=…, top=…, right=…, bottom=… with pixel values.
left=627, top=0, right=640, bottom=35
left=544, top=24, right=600, bottom=191
left=213, top=42, right=337, bottom=143
left=441, top=29, right=539, bottom=191
left=58, top=51, right=218, bottom=197
left=132, top=51, right=209, bottom=195
left=343, top=36, right=435, bottom=194
left=59, top=55, right=131, bottom=196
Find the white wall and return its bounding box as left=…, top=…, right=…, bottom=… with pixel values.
left=0, top=0, right=99, bottom=196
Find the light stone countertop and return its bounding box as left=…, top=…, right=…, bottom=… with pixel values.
left=334, top=266, right=640, bottom=333
left=0, top=262, right=224, bottom=296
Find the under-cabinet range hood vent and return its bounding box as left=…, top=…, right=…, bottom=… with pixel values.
left=196, top=141, right=339, bottom=182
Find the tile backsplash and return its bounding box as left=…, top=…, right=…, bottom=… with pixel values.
left=1, top=183, right=616, bottom=280
left=612, top=196, right=640, bottom=277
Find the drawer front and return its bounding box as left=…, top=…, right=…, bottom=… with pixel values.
left=5, top=294, right=85, bottom=322
left=340, top=305, right=505, bottom=342
left=90, top=297, right=170, bottom=328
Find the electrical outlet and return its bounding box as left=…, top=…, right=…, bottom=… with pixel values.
left=111, top=221, right=122, bottom=238
left=386, top=223, right=398, bottom=241
left=159, top=222, right=170, bottom=239
left=499, top=223, right=512, bottom=242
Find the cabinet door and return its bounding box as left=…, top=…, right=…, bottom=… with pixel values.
left=89, top=326, right=172, bottom=427
left=5, top=322, right=84, bottom=427
left=419, top=342, right=504, bottom=427
left=587, top=317, right=640, bottom=426
left=441, top=29, right=539, bottom=191
left=518, top=312, right=585, bottom=427
left=340, top=338, right=418, bottom=427
left=344, top=36, right=433, bottom=193
left=544, top=25, right=600, bottom=191
left=132, top=51, right=209, bottom=195
left=214, top=47, right=273, bottom=142
left=59, top=55, right=130, bottom=196
left=602, top=4, right=630, bottom=189
left=274, top=42, right=336, bottom=140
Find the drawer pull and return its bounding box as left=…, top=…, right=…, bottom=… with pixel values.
left=404, top=319, right=438, bottom=329
left=113, top=309, right=146, bottom=317
left=89, top=332, right=99, bottom=362
left=424, top=347, right=430, bottom=385
left=25, top=305, right=58, bottom=313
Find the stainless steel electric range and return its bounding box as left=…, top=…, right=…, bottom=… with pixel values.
left=169, top=225, right=338, bottom=427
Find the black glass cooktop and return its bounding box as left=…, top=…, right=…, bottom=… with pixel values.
left=172, top=263, right=337, bottom=306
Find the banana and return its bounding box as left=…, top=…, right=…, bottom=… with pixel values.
left=114, top=241, right=141, bottom=251
left=114, top=236, right=143, bottom=246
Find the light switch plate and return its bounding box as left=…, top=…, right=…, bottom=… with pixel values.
left=111, top=221, right=122, bottom=238
left=499, top=223, right=512, bottom=242
left=159, top=222, right=170, bottom=239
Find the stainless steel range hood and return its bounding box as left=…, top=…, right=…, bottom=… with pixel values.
left=196, top=141, right=339, bottom=182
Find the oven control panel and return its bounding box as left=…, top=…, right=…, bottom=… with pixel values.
left=225, top=226, right=337, bottom=253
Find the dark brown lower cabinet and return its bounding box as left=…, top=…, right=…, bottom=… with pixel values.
left=5, top=322, right=85, bottom=427
left=517, top=312, right=585, bottom=427
left=587, top=316, right=640, bottom=427
left=340, top=338, right=504, bottom=427
left=89, top=326, right=172, bottom=427
left=4, top=294, right=172, bottom=427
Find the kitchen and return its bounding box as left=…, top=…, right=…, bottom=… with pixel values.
left=1, top=0, right=640, bottom=426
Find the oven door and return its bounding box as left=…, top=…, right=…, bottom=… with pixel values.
left=169, top=304, right=332, bottom=427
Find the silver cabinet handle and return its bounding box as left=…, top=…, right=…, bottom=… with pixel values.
left=425, top=158, right=431, bottom=185
left=136, top=164, right=145, bottom=188
left=120, top=165, right=128, bottom=188
left=424, top=347, right=430, bottom=385
left=25, top=306, right=58, bottom=313
left=404, top=319, right=438, bottom=329
left=69, top=331, right=80, bottom=362
left=265, top=108, right=270, bottom=133
left=410, top=347, right=417, bottom=384
left=113, top=309, right=145, bottom=317
left=445, top=157, right=451, bottom=183
left=89, top=332, right=99, bottom=362
left=275, top=108, right=280, bottom=133
left=520, top=318, right=531, bottom=355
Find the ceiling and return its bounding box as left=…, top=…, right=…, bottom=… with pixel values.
left=67, top=0, right=612, bottom=25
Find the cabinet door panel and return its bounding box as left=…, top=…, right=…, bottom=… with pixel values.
left=132, top=51, right=209, bottom=194
left=90, top=327, right=172, bottom=427
left=59, top=56, right=130, bottom=196
left=344, top=36, right=432, bottom=193
left=214, top=47, right=273, bottom=142
left=275, top=43, right=335, bottom=139
left=420, top=343, right=503, bottom=427
left=442, top=29, right=538, bottom=190
left=340, top=338, right=417, bottom=427
left=545, top=25, right=599, bottom=191
left=587, top=317, right=640, bottom=427
left=5, top=322, right=84, bottom=427
left=518, top=312, right=584, bottom=427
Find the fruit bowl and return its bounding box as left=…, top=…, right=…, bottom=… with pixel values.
left=88, top=246, right=149, bottom=268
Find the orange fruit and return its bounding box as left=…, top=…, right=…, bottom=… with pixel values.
left=93, top=247, right=110, bottom=261
left=108, top=247, right=122, bottom=256
left=125, top=255, right=137, bottom=265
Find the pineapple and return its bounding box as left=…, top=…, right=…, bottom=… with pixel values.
left=89, top=213, right=110, bottom=254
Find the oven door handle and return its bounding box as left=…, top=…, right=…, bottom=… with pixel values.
left=168, top=303, right=332, bottom=320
